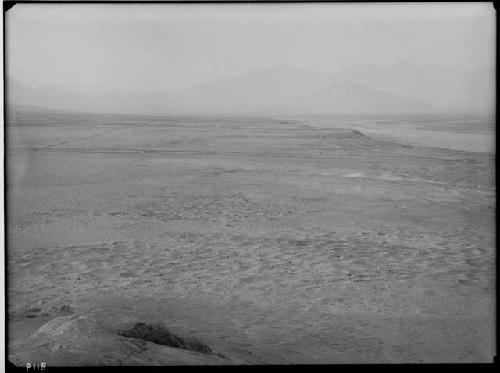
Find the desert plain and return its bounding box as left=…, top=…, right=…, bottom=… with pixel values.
left=6, top=110, right=495, bottom=364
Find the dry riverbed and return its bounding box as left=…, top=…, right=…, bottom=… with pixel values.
left=7, top=112, right=495, bottom=364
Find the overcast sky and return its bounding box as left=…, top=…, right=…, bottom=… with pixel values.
left=6, top=2, right=495, bottom=94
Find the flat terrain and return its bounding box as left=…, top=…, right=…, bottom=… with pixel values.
left=7, top=111, right=495, bottom=364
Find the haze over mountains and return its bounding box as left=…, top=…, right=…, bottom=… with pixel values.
left=8, top=61, right=493, bottom=116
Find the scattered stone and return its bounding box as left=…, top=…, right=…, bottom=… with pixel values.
left=59, top=305, right=73, bottom=315
left=49, top=304, right=74, bottom=317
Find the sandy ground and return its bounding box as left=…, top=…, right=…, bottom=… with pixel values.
left=6, top=112, right=495, bottom=364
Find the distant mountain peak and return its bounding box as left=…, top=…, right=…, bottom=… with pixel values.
left=9, top=61, right=491, bottom=115
left=282, top=78, right=434, bottom=115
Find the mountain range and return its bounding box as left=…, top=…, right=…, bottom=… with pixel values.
left=7, top=62, right=494, bottom=116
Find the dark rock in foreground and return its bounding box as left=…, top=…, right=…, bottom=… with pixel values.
left=118, top=322, right=213, bottom=355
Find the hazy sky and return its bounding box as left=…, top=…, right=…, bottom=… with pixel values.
left=7, top=2, right=495, bottom=94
